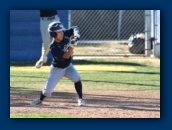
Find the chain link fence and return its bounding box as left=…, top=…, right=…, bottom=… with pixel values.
left=70, top=10, right=146, bottom=57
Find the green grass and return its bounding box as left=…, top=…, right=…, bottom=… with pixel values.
left=10, top=58, right=160, bottom=91
left=10, top=113, right=78, bottom=118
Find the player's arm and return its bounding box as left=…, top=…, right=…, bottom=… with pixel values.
left=63, top=46, right=73, bottom=59
left=50, top=44, right=69, bottom=60
left=64, top=28, right=73, bottom=37
left=63, top=26, right=80, bottom=59
left=63, top=38, right=78, bottom=59
left=64, top=26, right=80, bottom=40
left=50, top=43, right=75, bottom=60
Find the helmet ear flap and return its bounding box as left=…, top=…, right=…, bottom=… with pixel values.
left=50, top=32, right=57, bottom=38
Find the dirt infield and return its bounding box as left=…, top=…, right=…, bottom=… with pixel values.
left=10, top=90, right=160, bottom=118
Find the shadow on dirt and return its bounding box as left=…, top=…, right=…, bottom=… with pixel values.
left=10, top=89, right=160, bottom=112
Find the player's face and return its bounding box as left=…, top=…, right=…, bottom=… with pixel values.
left=55, top=31, right=64, bottom=41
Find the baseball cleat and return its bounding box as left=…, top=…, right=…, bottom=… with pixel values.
left=35, top=60, right=44, bottom=68
left=78, top=99, right=86, bottom=106
left=30, top=98, right=42, bottom=106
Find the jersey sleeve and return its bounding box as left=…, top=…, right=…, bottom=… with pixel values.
left=64, top=28, right=73, bottom=37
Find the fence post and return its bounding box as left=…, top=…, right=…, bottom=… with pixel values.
left=145, top=10, right=152, bottom=56
left=68, top=10, right=71, bottom=28
left=153, top=10, right=160, bottom=58
left=151, top=10, right=155, bottom=55
left=117, top=10, right=123, bottom=40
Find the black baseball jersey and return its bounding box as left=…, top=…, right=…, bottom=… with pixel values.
left=50, top=29, right=74, bottom=68
left=40, top=10, right=57, bottom=17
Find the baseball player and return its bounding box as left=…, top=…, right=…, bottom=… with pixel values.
left=35, top=10, right=61, bottom=68
left=31, top=21, right=86, bottom=106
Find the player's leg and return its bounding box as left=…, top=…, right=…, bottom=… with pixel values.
left=40, top=14, right=61, bottom=62
left=42, top=66, right=64, bottom=97
left=35, top=19, right=52, bottom=68
left=64, top=64, right=86, bottom=106
left=39, top=14, right=60, bottom=62
left=53, top=14, right=60, bottom=22
left=31, top=65, right=64, bottom=106
left=36, top=14, right=61, bottom=69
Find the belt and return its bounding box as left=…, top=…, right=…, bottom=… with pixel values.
left=41, top=16, right=55, bottom=20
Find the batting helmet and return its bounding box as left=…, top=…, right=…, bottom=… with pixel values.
left=48, top=21, right=65, bottom=38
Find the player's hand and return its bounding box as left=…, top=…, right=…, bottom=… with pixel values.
left=69, top=37, right=78, bottom=48
left=71, top=37, right=78, bottom=45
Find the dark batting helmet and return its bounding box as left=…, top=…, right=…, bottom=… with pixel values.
left=48, top=21, right=65, bottom=38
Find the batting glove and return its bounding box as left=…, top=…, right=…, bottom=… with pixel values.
left=71, top=26, right=80, bottom=39
left=69, top=37, right=78, bottom=48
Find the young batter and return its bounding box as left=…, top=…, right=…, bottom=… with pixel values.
left=31, top=21, right=86, bottom=106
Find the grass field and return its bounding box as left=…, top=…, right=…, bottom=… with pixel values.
left=10, top=57, right=160, bottom=118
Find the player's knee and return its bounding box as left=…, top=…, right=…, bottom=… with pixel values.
left=73, top=76, right=81, bottom=83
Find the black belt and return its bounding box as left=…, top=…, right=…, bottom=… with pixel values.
left=41, top=16, right=55, bottom=20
